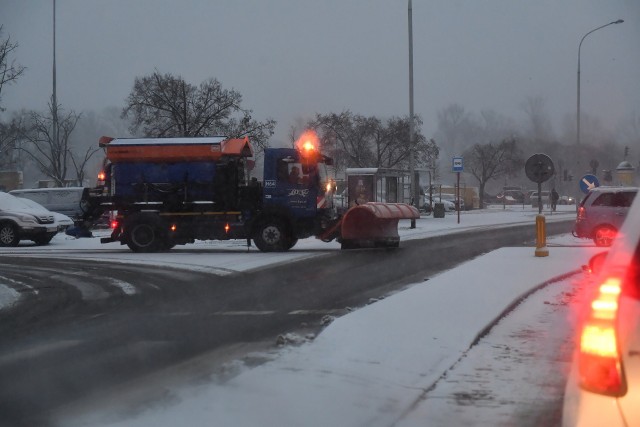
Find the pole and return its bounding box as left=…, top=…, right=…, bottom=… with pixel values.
left=456, top=172, right=460, bottom=224
left=408, top=0, right=416, bottom=228
left=52, top=0, right=59, bottom=185
left=577, top=19, right=623, bottom=146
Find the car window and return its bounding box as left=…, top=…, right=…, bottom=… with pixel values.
left=591, top=193, right=616, bottom=207
left=619, top=191, right=637, bottom=207
left=579, top=191, right=593, bottom=207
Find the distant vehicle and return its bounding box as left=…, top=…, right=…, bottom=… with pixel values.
left=9, top=187, right=86, bottom=221
left=439, top=193, right=465, bottom=211
left=0, top=191, right=58, bottom=246
left=530, top=190, right=550, bottom=208
left=497, top=189, right=525, bottom=204
left=572, top=186, right=638, bottom=247
left=559, top=195, right=576, bottom=205
left=562, top=192, right=640, bottom=426
left=423, top=195, right=455, bottom=213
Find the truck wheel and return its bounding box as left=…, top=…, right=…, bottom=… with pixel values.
left=593, top=225, right=616, bottom=247
left=126, top=217, right=164, bottom=253
left=253, top=219, right=289, bottom=252
left=0, top=223, right=19, bottom=247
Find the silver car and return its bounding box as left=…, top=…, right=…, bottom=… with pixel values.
left=0, top=191, right=58, bottom=246
left=562, top=188, right=640, bottom=426
left=573, top=186, right=638, bottom=247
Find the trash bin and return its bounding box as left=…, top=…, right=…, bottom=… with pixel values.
left=433, top=202, right=445, bottom=218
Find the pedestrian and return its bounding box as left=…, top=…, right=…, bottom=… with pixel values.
left=551, top=188, right=559, bottom=211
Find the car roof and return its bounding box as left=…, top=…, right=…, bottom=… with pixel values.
left=588, top=186, right=638, bottom=194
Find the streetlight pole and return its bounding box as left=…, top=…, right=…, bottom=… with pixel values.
left=408, top=0, right=416, bottom=228
left=576, top=19, right=623, bottom=146
left=52, top=0, right=59, bottom=180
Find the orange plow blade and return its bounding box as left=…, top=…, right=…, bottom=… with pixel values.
left=339, top=202, right=420, bottom=249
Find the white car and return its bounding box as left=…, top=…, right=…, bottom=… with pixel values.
left=424, top=195, right=456, bottom=212
left=439, top=193, right=465, bottom=211
left=15, top=196, right=75, bottom=231
left=562, top=193, right=640, bottom=426
left=0, top=191, right=58, bottom=246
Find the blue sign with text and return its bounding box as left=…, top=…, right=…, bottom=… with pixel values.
left=452, top=157, right=463, bottom=172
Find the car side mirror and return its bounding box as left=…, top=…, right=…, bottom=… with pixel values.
left=583, top=251, right=608, bottom=275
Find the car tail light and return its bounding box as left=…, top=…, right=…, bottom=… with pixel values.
left=110, top=220, right=119, bottom=229
left=577, top=206, right=586, bottom=221
left=578, top=276, right=626, bottom=396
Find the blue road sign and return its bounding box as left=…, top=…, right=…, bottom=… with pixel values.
left=452, top=157, right=463, bottom=172
left=579, top=174, right=600, bottom=194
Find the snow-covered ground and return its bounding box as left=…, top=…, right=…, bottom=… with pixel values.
left=1, top=205, right=597, bottom=426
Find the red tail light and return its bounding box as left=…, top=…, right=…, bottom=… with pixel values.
left=578, top=277, right=626, bottom=395
left=577, top=206, right=586, bottom=221
left=110, top=220, right=119, bottom=229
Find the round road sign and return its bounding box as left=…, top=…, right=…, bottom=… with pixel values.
left=525, top=154, right=555, bottom=184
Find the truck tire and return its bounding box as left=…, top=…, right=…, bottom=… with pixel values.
left=253, top=219, right=289, bottom=252
left=0, top=222, right=19, bottom=247
left=125, top=215, right=165, bottom=253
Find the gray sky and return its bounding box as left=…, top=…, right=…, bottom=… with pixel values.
left=1, top=0, right=639, bottom=145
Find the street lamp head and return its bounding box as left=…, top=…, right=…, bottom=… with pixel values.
left=614, top=19, right=624, bottom=24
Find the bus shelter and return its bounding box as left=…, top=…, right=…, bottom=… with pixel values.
left=345, top=168, right=411, bottom=208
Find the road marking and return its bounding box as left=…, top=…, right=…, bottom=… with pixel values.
left=212, top=311, right=276, bottom=316
left=288, top=309, right=345, bottom=315
left=109, top=279, right=137, bottom=295
left=0, top=340, right=82, bottom=365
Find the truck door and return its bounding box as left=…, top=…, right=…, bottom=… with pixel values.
left=264, top=153, right=317, bottom=218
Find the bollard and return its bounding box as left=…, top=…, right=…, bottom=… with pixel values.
left=535, top=214, right=549, bottom=257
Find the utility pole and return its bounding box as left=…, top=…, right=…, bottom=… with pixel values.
left=408, top=0, right=416, bottom=228
left=52, top=0, right=59, bottom=185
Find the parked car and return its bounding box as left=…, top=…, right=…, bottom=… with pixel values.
left=423, top=195, right=455, bottom=213
left=573, top=186, right=638, bottom=247
left=562, top=191, right=640, bottom=426
left=15, top=197, right=74, bottom=231
left=530, top=190, right=550, bottom=208
left=0, top=191, right=58, bottom=246
left=9, top=187, right=86, bottom=221
left=439, top=193, right=465, bottom=211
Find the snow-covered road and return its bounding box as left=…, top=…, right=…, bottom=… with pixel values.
left=1, top=205, right=597, bottom=426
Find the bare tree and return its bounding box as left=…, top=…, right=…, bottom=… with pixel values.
left=463, top=137, right=524, bottom=208
left=0, top=26, right=26, bottom=112
left=435, top=104, right=475, bottom=157
left=122, top=71, right=275, bottom=155
left=308, top=110, right=438, bottom=175
left=521, top=96, right=554, bottom=143
left=17, top=101, right=96, bottom=186
left=0, top=27, right=26, bottom=166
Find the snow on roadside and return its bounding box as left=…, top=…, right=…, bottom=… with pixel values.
left=0, top=283, right=20, bottom=311
left=396, top=273, right=588, bottom=426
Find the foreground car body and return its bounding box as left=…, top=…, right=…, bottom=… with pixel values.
left=563, top=194, right=640, bottom=426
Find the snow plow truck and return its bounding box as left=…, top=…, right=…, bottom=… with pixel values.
left=79, top=134, right=419, bottom=252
